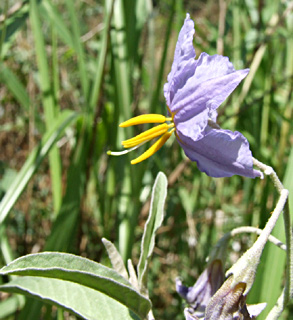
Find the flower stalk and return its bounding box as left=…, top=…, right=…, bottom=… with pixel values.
left=253, top=158, right=293, bottom=304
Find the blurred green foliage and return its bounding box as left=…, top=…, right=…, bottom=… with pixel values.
left=0, top=0, right=292, bottom=319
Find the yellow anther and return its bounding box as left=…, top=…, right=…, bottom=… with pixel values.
left=131, top=129, right=174, bottom=165
left=122, top=123, right=175, bottom=148
left=108, top=113, right=175, bottom=164
left=120, top=114, right=168, bottom=127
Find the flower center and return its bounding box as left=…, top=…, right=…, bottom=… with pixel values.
left=107, top=114, right=175, bottom=164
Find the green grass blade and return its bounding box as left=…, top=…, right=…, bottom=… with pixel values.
left=0, top=227, right=15, bottom=265
left=64, top=0, right=89, bottom=101
left=284, top=147, right=293, bottom=211
left=0, top=0, right=9, bottom=59
left=0, top=1, right=30, bottom=59
left=110, top=0, right=133, bottom=262
left=0, top=63, right=30, bottom=110
left=30, top=0, right=62, bottom=213
left=150, top=0, right=176, bottom=113
left=41, top=0, right=74, bottom=48
left=43, top=129, right=89, bottom=252
left=111, top=0, right=132, bottom=121
left=0, top=110, right=80, bottom=225
left=89, top=0, right=114, bottom=113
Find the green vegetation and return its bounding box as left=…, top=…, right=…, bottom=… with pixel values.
left=0, top=0, right=292, bottom=319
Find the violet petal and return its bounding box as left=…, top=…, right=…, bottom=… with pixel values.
left=164, top=14, right=196, bottom=107
left=177, top=126, right=262, bottom=178
left=246, top=303, right=267, bottom=318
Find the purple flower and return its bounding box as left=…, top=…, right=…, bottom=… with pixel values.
left=177, top=260, right=266, bottom=320
left=108, top=14, right=262, bottom=178
left=176, top=260, right=224, bottom=319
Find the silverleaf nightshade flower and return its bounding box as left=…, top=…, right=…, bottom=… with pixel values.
left=108, top=14, right=262, bottom=178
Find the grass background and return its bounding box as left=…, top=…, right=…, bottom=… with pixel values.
left=0, top=0, right=292, bottom=319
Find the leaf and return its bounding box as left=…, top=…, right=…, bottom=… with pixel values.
left=0, top=252, right=151, bottom=319
left=41, top=0, right=74, bottom=48
left=128, top=259, right=139, bottom=290
left=137, top=172, right=168, bottom=292
left=0, top=64, right=30, bottom=111
left=30, top=0, right=62, bottom=213
left=0, top=1, right=30, bottom=58
left=0, top=276, right=140, bottom=320
left=102, top=238, right=129, bottom=279
left=0, top=110, right=80, bottom=225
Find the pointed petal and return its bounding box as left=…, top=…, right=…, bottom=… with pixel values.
left=175, top=108, right=209, bottom=142
left=176, top=260, right=224, bottom=320
left=164, top=13, right=196, bottom=106
left=193, top=52, right=241, bottom=82
left=171, top=54, right=249, bottom=118
left=246, top=303, right=267, bottom=318
left=170, top=54, right=249, bottom=141
left=176, top=278, right=190, bottom=300
left=177, top=126, right=263, bottom=178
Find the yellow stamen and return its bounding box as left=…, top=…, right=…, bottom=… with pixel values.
left=120, top=114, right=172, bottom=127
left=108, top=113, right=176, bottom=164
left=131, top=129, right=175, bottom=165
left=122, top=123, right=174, bottom=148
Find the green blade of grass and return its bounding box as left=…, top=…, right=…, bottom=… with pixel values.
left=0, top=110, right=80, bottom=225
left=0, top=1, right=31, bottom=59
left=89, top=0, right=114, bottom=113
left=41, top=0, right=74, bottom=48
left=43, top=0, right=113, bottom=253
left=64, top=0, right=89, bottom=102
left=0, top=63, right=30, bottom=111
left=150, top=0, right=176, bottom=113
left=110, top=0, right=134, bottom=262
left=30, top=0, right=62, bottom=213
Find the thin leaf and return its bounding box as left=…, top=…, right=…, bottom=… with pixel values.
left=64, top=0, right=89, bottom=101
left=137, top=172, right=168, bottom=292
left=102, top=238, right=129, bottom=279
left=0, top=1, right=31, bottom=58
left=41, top=0, right=74, bottom=48
left=127, top=259, right=139, bottom=291
left=0, top=64, right=30, bottom=110
left=0, top=110, right=80, bottom=225
left=88, top=0, right=114, bottom=113
left=30, top=0, right=62, bottom=213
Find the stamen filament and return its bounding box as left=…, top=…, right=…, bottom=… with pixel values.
left=131, top=129, right=175, bottom=165
left=107, top=142, right=146, bottom=156
left=122, top=123, right=174, bottom=148
left=120, top=114, right=171, bottom=127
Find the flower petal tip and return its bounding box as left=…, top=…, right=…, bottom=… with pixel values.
left=257, top=170, right=264, bottom=179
